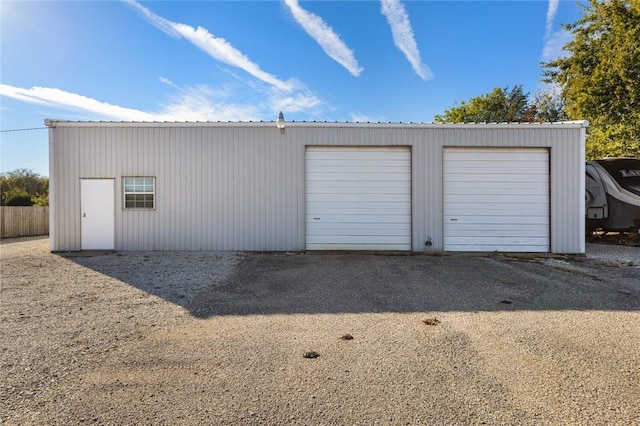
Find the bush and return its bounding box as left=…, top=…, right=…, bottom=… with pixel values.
left=3, top=189, right=33, bottom=206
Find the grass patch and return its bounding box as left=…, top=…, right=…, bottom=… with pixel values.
left=422, top=318, right=441, bottom=326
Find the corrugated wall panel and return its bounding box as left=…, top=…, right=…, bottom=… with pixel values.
left=550, top=128, right=586, bottom=253
left=48, top=129, right=57, bottom=251
left=49, top=122, right=586, bottom=253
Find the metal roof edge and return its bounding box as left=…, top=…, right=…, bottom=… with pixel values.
left=44, top=119, right=589, bottom=129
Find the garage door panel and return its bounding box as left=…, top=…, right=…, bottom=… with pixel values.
left=307, top=235, right=411, bottom=244
left=307, top=222, right=409, bottom=236
left=306, top=214, right=410, bottom=223
left=444, top=174, right=548, bottom=183
left=445, top=156, right=548, bottom=165
left=307, top=159, right=410, bottom=166
left=307, top=223, right=410, bottom=232
left=307, top=150, right=410, bottom=160
left=444, top=183, right=549, bottom=194
left=444, top=194, right=549, bottom=204
left=446, top=244, right=549, bottom=252
left=306, top=192, right=411, bottom=202
left=307, top=207, right=411, bottom=215
left=306, top=147, right=411, bottom=251
left=444, top=216, right=549, bottom=225
left=444, top=209, right=549, bottom=217
left=307, top=165, right=410, bottom=174
left=446, top=235, right=549, bottom=245
left=444, top=160, right=548, bottom=168
left=446, top=148, right=548, bottom=161
left=444, top=227, right=549, bottom=237
left=443, top=166, right=549, bottom=175
left=307, top=172, right=410, bottom=182
left=309, top=208, right=411, bottom=217
left=444, top=206, right=549, bottom=216
left=307, top=229, right=411, bottom=240
left=444, top=148, right=549, bottom=252
left=307, top=243, right=411, bottom=251
left=307, top=180, right=411, bottom=190
left=308, top=189, right=411, bottom=196
left=445, top=185, right=548, bottom=195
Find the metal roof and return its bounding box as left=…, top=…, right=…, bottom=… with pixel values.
left=44, top=119, right=589, bottom=129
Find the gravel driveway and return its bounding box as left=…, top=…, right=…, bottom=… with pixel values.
left=1, top=237, right=639, bottom=425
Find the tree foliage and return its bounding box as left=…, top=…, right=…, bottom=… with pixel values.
left=434, top=85, right=567, bottom=124
left=530, top=85, right=570, bottom=123
left=0, top=169, right=49, bottom=206
left=542, top=0, right=640, bottom=159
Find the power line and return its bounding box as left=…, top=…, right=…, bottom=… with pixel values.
left=0, top=127, right=48, bottom=133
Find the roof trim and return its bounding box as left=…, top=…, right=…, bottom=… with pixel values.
left=44, top=119, right=589, bottom=129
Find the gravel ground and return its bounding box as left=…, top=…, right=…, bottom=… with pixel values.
left=1, top=237, right=639, bottom=425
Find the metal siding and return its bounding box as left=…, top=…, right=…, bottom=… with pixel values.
left=48, top=129, right=58, bottom=251
left=67, top=129, right=81, bottom=251
left=49, top=123, right=586, bottom=253
left=549, top=129, right=586, bottom=253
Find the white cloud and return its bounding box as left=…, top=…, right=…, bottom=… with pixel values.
left=0, top=83, right=260, bottom=121
left=122, top=0, right=179, bottom=37
left=124, top=0, right=294, bottom=91
left=349, top=112, right=381, bottom=123
left=545, top=0, right=559, bottom=41
left=159, top=85, right=261, bottom=121
left=0, top=84, right=158, bottom=121
left=3, top=3, right=334, bottom=123
left=380, top=0, right=433, bottom=81
left=0, top=82, right=327, bottom=122
left=542, top=29, right=572, bottom=61
left=269, top=90, right=323, bottom=114
left=283, top=0, right=362, bottom=77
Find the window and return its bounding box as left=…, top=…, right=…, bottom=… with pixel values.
left=123, top=177, right=155, bottom=209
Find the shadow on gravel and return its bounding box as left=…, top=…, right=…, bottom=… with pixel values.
left=61, top=251, right=640, bottom=319
left=0, top=235, right=48, bottom=244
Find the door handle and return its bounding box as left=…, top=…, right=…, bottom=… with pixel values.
left=82, top=213, right=86, bottom=217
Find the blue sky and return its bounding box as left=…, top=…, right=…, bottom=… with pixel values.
left=1, top=0, right=581, bottom=176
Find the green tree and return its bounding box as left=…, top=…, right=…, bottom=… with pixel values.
left=542, top=0, right=640, bottom=158
left=435, top=86, right=536, bottom=123
left=31, top=193, right=49, bottom=206
left=530, top=85, right=569, bottom=123
left=0, top=168, right=49, bottom=206
left=3, top=189, right=33, bottom=206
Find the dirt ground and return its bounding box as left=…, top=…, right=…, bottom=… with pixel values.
left=1, top=237, right=639, bottom=425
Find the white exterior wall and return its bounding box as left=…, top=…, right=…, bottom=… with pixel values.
left=48, top=121, right=587, bottom=253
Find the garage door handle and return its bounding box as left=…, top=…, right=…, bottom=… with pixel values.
left=450, top=218, right=458, bottom=221
left=313, top=217, right=320, bottom=220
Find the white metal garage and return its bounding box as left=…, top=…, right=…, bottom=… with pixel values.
left=46, top=120, right=588, bottom=253
left=443, top=148, right=550, bottom=252
left=306, top=146, right=411, bottom=250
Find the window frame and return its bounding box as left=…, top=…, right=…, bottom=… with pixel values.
left=122, top=177, right=156, bottom=210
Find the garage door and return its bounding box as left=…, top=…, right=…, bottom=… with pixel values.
left=444, top=148, right=549, bottom=252
left=306, top=147, right=411, bottom=250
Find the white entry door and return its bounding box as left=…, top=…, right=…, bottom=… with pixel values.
left=81, top=179, right=115, bottom=250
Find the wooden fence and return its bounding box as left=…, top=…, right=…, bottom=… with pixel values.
left=1, top=206, right=49, bottom=239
